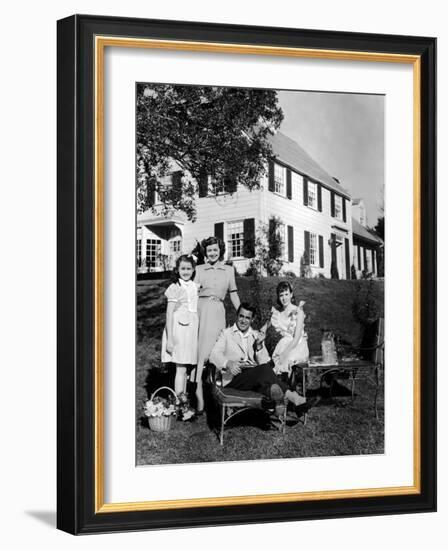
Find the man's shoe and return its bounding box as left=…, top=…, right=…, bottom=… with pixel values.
left=295, top=396, right=321, bottom=417
left=261, top=396, right=276, bottom=412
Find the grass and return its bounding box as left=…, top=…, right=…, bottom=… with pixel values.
left=136, top=276, right=384, bottom=466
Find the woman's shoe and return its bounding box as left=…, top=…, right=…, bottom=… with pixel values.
left=284, top=389, right=306, bottom=407
left=295, top=396, right=321, bottom=417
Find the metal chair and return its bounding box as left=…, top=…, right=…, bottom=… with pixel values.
left=206, top=363, right=287, bottom=445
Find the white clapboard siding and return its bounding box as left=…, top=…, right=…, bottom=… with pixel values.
left=260, top=167, right=352, bottom=278
left=181, top=184, right=262, bottom=258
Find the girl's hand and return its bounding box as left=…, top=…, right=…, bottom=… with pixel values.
left=166, top=340, right=174, bottom=355
left=255, top=330, right=266, bottom=346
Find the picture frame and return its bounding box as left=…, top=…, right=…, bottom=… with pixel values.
left=57, top=14, right=436, bottom=534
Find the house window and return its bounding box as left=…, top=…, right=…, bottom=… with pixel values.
left=209, top=177, right=226, bottom=195
left=154, top=175, right=172, bottom=204
left=309, top=232, right=318, bottom=266
left=169, top=238, right=182, bottom=259
left=307, top=181, right=318, bottom=209
left=146, top=239, right=161, bottom=269
left=366, top=249, right=373, bottom=273
left=277, top=223, right=287, bottom=260
left=334, top=195, right=343, bottom=220
left=227, top=220, right=244, bottom=259
left=137, top=239, right=142, bottom=267
left=274, top=163, right=286, bottom=196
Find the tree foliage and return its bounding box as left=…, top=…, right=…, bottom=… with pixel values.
left=136, top=84, right=284, bottom=220
left=372, top=216, right=384, bottom=241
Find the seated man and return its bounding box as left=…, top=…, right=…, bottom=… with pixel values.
left=209, top=302, right=318, bottom=417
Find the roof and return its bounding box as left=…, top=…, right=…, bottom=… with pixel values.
left=269, top=131, right=351, bottom=198
left=352, top=217, right=383, bottom=244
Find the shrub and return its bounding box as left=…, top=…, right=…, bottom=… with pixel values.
left=352, top=279, right=380, bottom=325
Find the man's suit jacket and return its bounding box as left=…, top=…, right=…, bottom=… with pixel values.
left=209, top=324, right=271, bottom=386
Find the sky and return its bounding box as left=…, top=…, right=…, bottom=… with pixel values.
left=277, top=90, right=384, bottom=227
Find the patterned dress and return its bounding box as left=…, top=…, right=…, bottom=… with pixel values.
left=161, top=279, right=199, bottom=365
left=271, top=302, right=309, bottom=374
left=194, top=262, right=238, bottom=364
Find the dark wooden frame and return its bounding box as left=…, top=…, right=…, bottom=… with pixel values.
left=57, top=14, right=436, bottom=535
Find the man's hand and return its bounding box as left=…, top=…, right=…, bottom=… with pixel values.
left=226, top=360, right=242, bottom=376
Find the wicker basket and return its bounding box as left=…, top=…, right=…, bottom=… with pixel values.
left=146, top=386, right=177, bottom=432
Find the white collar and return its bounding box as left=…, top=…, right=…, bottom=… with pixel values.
left=232, top=324, right=252, bottom=339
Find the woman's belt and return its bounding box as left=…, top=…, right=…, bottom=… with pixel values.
left=199, top=295, right=223, bottom=302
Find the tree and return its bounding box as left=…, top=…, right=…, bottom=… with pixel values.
left=370, top=215, right=384, bottom=277
left=372, top=216, right=384, bottom=241
left=137, top=84, right=284, bottom=220
left=247, top=216, right=285, bottom=277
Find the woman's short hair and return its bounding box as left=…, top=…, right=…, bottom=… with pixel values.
left=201, top=236, right=226, bottom=261
left=171, top=254, right=196, bottom=284
left=276, top=280, right=297, bottom=307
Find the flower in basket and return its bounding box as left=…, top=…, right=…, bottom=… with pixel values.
left=143, top=396, right=177, bottom=418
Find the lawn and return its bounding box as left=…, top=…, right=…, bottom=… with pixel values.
left=136, top=276, right=384, bottom=465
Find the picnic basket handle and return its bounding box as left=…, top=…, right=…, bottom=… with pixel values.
left=150, top=386, right=178, bottom=401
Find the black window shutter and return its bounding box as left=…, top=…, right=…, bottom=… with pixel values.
left=357, top=245, right=361, bottom=270
left=172, top=170, right=183, bottom=188
left=372, top=249, right=376, bottom=275
left=198, top=168, right=208, bottom=197
left=319, top=235, right=324, bottom=268
left=363, top=247, right=367, bottom=270
left=214, top=222, right=224, bottom=242
left=268, top=160, right=275, bottom=192
left=147, top=181, right=155, bottom=207
left=304, top=230, right=310, bottom=260
left=317, top=184, right=322, bottom=212
left=224, top=174, right=237, bottom=194
left=344, top=238, right=350, bottom=279
left=342, top=198, right=347, bottom=222
left=303, top=177, right=308, bottom=206
left=330, top=192, right=335, bottom=217
left=286, top=169, right=292, bottom=199
left=287, top=225, right=294, bottom=262
left=243, top=218, right=255, bottom=258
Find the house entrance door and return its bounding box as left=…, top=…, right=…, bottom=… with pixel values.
left=336, top=236, right=345, bottom=279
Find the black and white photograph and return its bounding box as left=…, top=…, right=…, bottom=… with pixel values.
left=135, top=83, right=385, bottom=465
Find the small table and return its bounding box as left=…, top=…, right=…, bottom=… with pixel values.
left=297, top=358, right=382, bottom=420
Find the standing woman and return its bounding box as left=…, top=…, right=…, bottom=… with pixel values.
left=193, top=236, right=241, bottom=412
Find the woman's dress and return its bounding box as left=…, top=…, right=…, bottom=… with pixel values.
left=194, top=262, right=238, bottom=364
left=271, top=302, right=309, bottom=375
left=161, top=279, right=199, bottom=365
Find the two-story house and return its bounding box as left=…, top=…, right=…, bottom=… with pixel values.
left=137, top=131, right=354, bottom=279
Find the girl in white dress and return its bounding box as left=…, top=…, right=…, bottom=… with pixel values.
left=161, top=255, right=199, bottom=398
